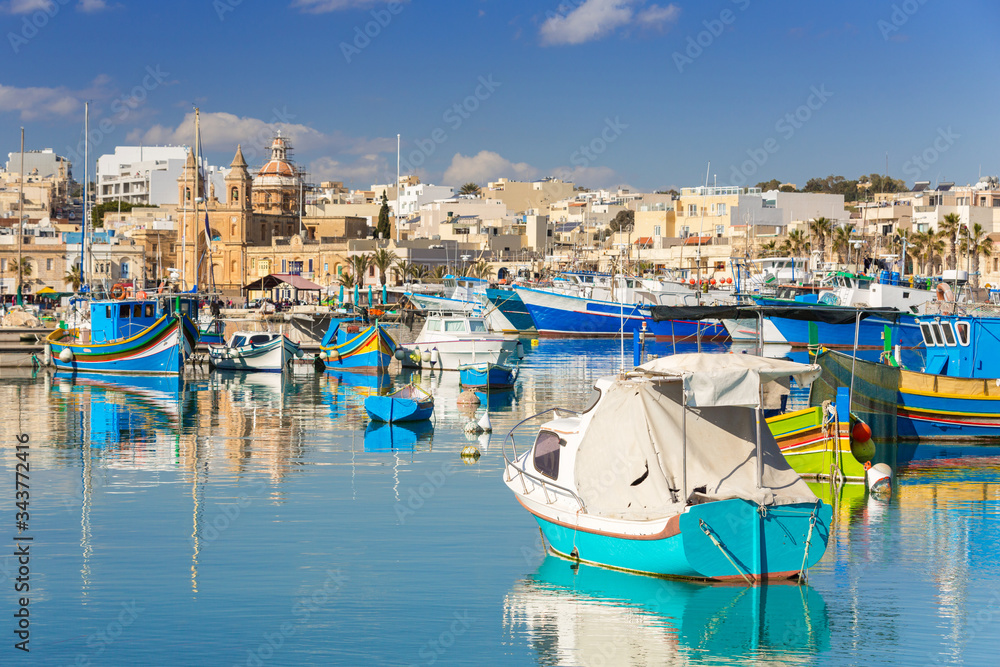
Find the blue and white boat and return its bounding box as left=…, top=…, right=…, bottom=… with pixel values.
left=364, top=420, right=434, bottom=452
left=503, top=353, right=832, bottom=581
left=459, top=362, right=518, bottom=389
left=208, top=330, right=302, bottom=372
left=319, top=317, right=397, bottom=372
left=514, top=286, right=650, bottom=336
left=46, top=296, right=199, bottom=375
left=365, top=384, right=434, bottom=423
left=483, top=287, right=536, bottom=334
left=406, top=276, right=488, bottom=315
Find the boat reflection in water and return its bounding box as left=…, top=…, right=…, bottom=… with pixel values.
left=52, top=372, right=187, bottom=466
left=364, top=420, right=434, bottom=452
left=505, top=557, right=829, bottom=666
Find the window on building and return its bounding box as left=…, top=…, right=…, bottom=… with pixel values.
left=369, top=266, right=375, bottom=276
left=231, top=187, right=239, bottom=202
left=308, top=259, right=313, bottom=273
left=121, top=262, right=129, bottom=279
left=718, top=203, right=727, bottom=215
left=994, top=258, right=999, bottom=272
left=337, top=265, right=343, bottom=275
left=289, top=261, right=303, bottom=275
left=716, top=225, right=724, bottom=237
left=46, top=259, right=53, bottom=271
left=687, top=204, right=697, bottom=216
left=281, top=259, right=287, bottom=273
left=993, top=198, right=1000, bottom=207
left=654, top=225, right=662, bottom=236
left=324, top=263, right=329, bottom=273
left=680, top=226, right=690, bottom=237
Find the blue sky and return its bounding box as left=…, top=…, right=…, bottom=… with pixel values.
left=2, top=0, right=999, bottom=192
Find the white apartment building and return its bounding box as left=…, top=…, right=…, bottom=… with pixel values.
left=97, top=146, right=228, bottom=207
left=397, top=183, right=455, bottom=216
left=412, top=198, right=511, bottom=239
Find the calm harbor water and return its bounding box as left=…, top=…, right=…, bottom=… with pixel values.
left=1, top=337, right=998, bottom=665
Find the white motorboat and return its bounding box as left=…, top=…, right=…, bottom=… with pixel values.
left=208, top=330, right=302, bottom=372
left=502, top=353, right=832, bottom=581
left=399, top=314, right=520, bottom=370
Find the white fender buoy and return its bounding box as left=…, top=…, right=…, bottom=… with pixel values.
left=516, top=341, right=525, bottom=358
left=866, top=463, right=892, bottom=497
left=421, top=349, right=431, bottom=362
left=329, top=349, right=340, bottom=361
left=477, top=432, right=491, bottom=453
left=58, top=347, right=74, bottom=363
left=430, top=348, right=441, bottom=367
left=464, top=419, right=484, bottom=435
left=477, top=411, right=492, bottom=433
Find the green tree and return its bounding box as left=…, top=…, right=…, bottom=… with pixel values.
left=337, top=271, right=356, bottom=289
left=15, top=257, right=32, bottom=286
left=779, top=184, right=797, bottom=192
left=832, top=225, right=855, bottom=265
left=349, top=253, right=371, bottom=286
left=431, top=265, right=448, bottom=282
left=760, top=240, right=778, bottom=257
left=785, top=229, right=810, bottom=256
left=370, top=248, right=398, bottom=287
left=374, top=191, right=392, bottom=240
left=754, top=179, right=782, bottom=191
left=89, top=201, right=155, bottom=227
left=458, top=182, right=481, bottom=196
left=609, top=209, right=635, bottom=233
left=960, top=223, right=994, bottom=287
left=808, top=217, right=833, bottom=263
left=64, top=263, right=82, bottom=291
left=939, top=213, right=962, bottom=271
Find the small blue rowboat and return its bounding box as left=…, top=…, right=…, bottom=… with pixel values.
left=459, top=362, right=518, bottom=389
left=365, top=384, right=434, bottom=423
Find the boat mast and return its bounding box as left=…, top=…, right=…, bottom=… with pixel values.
left=193, top=107, right=200, bottom=291
left=82, top=102, right=89, bottom=292
left=17, top=127, right=24, bottom=303
left=696, top=162, right=710, bottom=306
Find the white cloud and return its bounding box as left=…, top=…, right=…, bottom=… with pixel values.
left=443, top=151, right=539, bottom=185
left=0, top=82, right=81, bottom=120
left=636, top=3, right=680, bottom=28
left=539, top=0, right=679, bottom=46
left=2, top=0, right=53, bottom=13
left=291, top=0, right=407, bottom=13
left=309, top=155, right=387, bottom=187
left=77, top=0, right=112, bottom=12
left=443, top=150, right=622, bottom=190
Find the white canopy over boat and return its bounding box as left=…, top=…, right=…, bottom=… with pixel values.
left=571, top=354, right=822, bottom=522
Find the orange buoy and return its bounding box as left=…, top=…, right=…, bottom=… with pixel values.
left=852, top=421, right=872, bottom=443
left=110, top=284, right=126, bottom=300
left=136, top=290, right=147, bottom=300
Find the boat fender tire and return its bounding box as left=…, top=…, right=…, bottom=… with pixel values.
left=58, top=347, right=74, bottom=363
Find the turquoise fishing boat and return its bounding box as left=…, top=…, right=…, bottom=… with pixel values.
left=46, top=296, right=199, bottom=375
left=459, top=362, right=518, bottom=389
left=365, top=384, right=434, bottom=423
left=503, top=353, right=832, bottom=582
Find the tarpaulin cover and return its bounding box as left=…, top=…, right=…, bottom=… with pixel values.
left=649, top=304, right=903, bottom=324
left=572, top=366, right=817, bottom=521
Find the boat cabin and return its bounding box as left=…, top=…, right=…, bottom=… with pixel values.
left=914, top=316, right=983, bottom=377
left=424, top=315, right=488, bottom=335
left=89, top=297, right=198, bottom=344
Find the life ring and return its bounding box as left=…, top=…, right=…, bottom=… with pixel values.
left=936, top=282, right=954, bottom=302
left=110, top=284, right=126, bottom=300
left=136, top=290, right=147, bottom=300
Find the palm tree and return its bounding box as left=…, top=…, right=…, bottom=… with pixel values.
left=808, top=217, right=833, bottom=263
left=16, top=257, right=32, bottom=287
left=926, top=231, right=947, bottom=275
left=394, top=259, right=416, bottom=283
left=458, top=182, right=481, bottom=197
left=760, top=240, right=778, bottom=257
left=939, top=213, right=962, bottom=271
left=960, top=222, right=994, bottom=287
left=338, top=271, right=356, bottom=289
left=412, top=264, right=431, bottom=283
left=348, top=254, right=370, bottom=287
left=370, top=248, right=399, bottom=286
left=831, top=225, right=854, bottom=265
left=786, top=229, right=810, bottom=256
left=64, top=263, right=82, bottom=291
left=430, top=265, right=448, bottom=282
left=469, top=260, right=492, bottom=280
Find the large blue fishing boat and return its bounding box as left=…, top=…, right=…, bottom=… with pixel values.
left=46, top=296, right=199, bottom=375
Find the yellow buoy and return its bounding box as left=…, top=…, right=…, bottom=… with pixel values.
left=460, top=445, right=481, bottom=462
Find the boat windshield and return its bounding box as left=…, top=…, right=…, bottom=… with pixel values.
left=232, top=335, right=247, bottom=347
left=444, top=320, right=467, bottom=333
left=469, top=320, right=487, bottom=333
left=249, top=334, right=273, bottom=345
